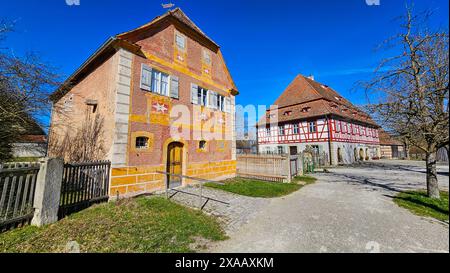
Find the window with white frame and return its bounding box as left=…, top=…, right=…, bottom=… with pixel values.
left=217, top=94, right=226, bottom=111
left=277, top=146, right=284, bottom=154
left=309, top=121, right=317, bottom=133
left=278, top=125, right=285, bottom=135
left=336, top=121, right=341, bottom=132
left=197, top=87, right=208, bottom=106
left=151, top=70, right=170, bottom=96
left=175, top=33, right=186, bottom=50
left=266, top=127, right=271, bottom=135
left=191, top=84, right=230, bottom=113
left=293, top=124, right=299, bottom=134
left=140, top=65, right=179, bottom=99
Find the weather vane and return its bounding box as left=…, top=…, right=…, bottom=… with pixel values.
left=162, top=2, right=175, bottom=9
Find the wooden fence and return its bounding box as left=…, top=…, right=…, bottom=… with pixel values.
left=58, top=161, right=111, bottom=219
left=236, top=154, right=293, bottom=182
left=0, top=163, right=40, bottom=232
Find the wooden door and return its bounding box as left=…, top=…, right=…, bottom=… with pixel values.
left=167, top=142, right=183, bottom=188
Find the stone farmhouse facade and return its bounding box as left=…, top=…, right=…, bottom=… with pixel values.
left=257, top=75, right=381, bottom=165
left=49, top=9, right=238, bottom=197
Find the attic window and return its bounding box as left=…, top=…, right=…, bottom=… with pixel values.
left=284, top=111, right=292, bottom=116
left=203, top=49, right=211, bottom=65
left=301, top=107, right=311, bottom=113
left=175, top=32, right=186, bottom=50
left=330, top=104, right=338, bottom=108
left=335, top=96, right=341, bottom=101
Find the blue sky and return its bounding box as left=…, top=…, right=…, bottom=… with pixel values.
left=1, top=0, right=449, bottom=129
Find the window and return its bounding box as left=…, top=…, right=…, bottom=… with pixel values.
left=199, top=140, right=207, bottom=150
left=197, top=87, right=208, bottom=106
left=277, top=146, right=284, bottom=154
left=203, top=50, right=211, bottom=65
left=284, top=111, right=292, bottom=116
left=301, top=107, right=311, bottom=113
left=136, top=137, right=149, bottom=149
left=175, top=33, right=186, bottom=50
left=140, top=65, right=179, bottom=98
left=191, top=84, right=230, bottom=113
left=309, top=121, right=317, bottom=133
left=293, top=124, right=299, bottom=134
left=266, top=127, right=271, bottom=135
left=278, top=125, right=285, bottom=136
left=151, top=70, right=170, bottom=95
left=336, top=121, right=341, bottom=132
left=312, top=145, right=319, bottom=153
left=217, top=95, right=225, bottom=111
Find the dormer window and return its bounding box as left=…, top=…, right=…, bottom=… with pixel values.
left=301, top=107, right=311, bottom=113
left=284, top=111, right=292, bottom=116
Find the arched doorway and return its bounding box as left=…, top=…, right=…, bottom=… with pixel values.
left=337, top=147, right=343, bottom=163
left=365, top=148, right=369, bottom=160
left=359, top=148, right=365, bottom=161
left=354, top=148, right=358, bottom=161
left=167, top=142, right=184, bottom=188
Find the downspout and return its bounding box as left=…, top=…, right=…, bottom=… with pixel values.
left=326, top=115, right=333, bottom=166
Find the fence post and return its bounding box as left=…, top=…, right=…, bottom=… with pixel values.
left=285, top=154, right=291, bottom=183
left=31, top=158, right=64, bottom=227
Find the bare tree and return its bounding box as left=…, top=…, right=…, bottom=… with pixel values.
left=0, top=19, right=59, bottom=162
left=363, top=7, right=449, bottom=198
left=49, top=114, right=106, bottom=163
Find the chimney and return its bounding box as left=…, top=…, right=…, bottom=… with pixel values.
left=307, top=75, right=315, bottom=81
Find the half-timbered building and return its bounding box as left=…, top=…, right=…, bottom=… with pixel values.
left=257, top=75, right=381, bottom=165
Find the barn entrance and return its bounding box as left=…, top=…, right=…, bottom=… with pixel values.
left=359, top=148, right=365, bottom=161
left=167, top=142, right=184, bottom=188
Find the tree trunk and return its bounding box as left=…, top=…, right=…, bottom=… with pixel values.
left=404, top=142, right=410, bottom=160
left=425, top=152, right=440, bottom=199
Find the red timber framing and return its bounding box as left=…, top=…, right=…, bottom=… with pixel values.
left=257, top=116, right=379, bottom=145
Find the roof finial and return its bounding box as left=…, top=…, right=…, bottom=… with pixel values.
left=161, top=2, right=175, bottom=9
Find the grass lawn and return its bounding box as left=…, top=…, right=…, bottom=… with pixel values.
left=394, top=191, right=449, bottom=222
left=293, top=175, right=317, bottom=184
left=205, top=176, right=316, bottom=198
left=0, top=197, right=226, bottom=253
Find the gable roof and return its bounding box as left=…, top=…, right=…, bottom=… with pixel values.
left=51, top=8, right=237, bottom=102
left=258, top=74, right=379, bottom=127
left=117, top=8, right=219, bottom=49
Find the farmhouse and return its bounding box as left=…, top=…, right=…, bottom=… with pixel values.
left=48, top=8, right=238, bottom=197
left=257, top=75, right=381, bottom=165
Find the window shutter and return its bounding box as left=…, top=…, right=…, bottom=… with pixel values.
left=140, top=64, right=152, bottom=91
left=191, top=83, right=198, bottom=104
left=224, top=97, right=231, bottom=113
left=170, top=76, right=179, bottom=99
left=207, top=91, right=217, bottom=109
